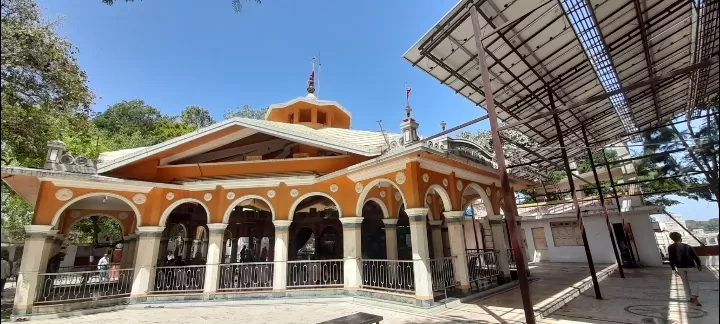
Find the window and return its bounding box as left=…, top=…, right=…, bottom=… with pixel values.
left=550, top=221, right=583, bottom=246
left=317, top=111, right=327, bottom=124
left=299, top=109, right=311, bottom=122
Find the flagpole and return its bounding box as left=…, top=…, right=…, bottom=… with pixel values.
left=317, top=52, right=321, bottom=99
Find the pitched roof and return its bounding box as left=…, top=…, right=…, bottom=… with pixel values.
left=96, top=117, right=402, bottom=173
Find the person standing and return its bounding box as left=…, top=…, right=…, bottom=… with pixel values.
left=97, top=253, right=110, bottom=282
left=668, top=232, right=703, bottom=307
left=1, top=254, right=11, bottom=293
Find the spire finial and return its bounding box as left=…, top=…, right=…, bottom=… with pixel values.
left=440, top=121, right=447, bottom=131
left=307, top=57, right=316, bottom=95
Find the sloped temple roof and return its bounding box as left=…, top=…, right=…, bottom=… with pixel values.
left=404, top=0, right=719, bottom=180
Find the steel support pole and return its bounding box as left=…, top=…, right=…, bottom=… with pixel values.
left=549, top=86, right=602, bottom=299
left=470, top=8, right=535, bottom=324
left=601, top=149, right=638, bottom=266
left=581, top=126, right=625, bottom=278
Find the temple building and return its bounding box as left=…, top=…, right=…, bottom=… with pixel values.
left=2, top=76, right=533, bottom=316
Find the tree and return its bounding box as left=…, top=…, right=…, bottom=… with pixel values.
left=101, top=0, right=262, bottom=12
left=1, top=0, right=94, bottom=166
left=576, top=149, right=619, bottom=173
left=180, top=105, right=215, bottom=129
left=70, top=216, right=123, bottom=247
left=223, top=104, right=268, bottom=120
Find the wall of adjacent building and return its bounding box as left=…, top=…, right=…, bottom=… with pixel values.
left=520, top=212, right=663, bottom=267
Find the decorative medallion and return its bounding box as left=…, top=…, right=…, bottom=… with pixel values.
left=55, top=188, right=73, bottom=201
left=290, top=189, right=299, bottom=197
left=379, top=191, right=386, bottom=198
left=117, top=212, right=129, bottom=220
left=422, top=173, right=429, bottom=183
left=395, top=192, right=402, bottom=202
left=267, top=190, right=276, bottom=198
left=330, top=184, right=339, bottom=193
left=425, top=196, right=432, bottom=204
left=226, top=192, right=236, bottom=200
left=203, top=193, right=213, bottom=202
left=165, top=192, right=175, bottom=201
left=456, top=180, right=463, bottom=191
left=70, top=210, right=81, bottom=219
left=395, top=172, right=406, bottom=185
left=355, top=182, right=363, bottom=194
left=132, top=193, right=147, bottom=205
left=442, top=178, right=449, bottom=187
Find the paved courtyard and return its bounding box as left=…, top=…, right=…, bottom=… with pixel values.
left=11, top=263, right=719, bottom=323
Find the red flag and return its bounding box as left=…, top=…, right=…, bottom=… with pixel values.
left=405, top=84, right=412, bottom=101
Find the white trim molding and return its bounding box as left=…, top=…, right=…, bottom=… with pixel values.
left=224, top=195, right=276, bottom=223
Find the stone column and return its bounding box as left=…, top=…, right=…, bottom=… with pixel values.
left=444, top=211, right=470, bottom=292
left=272, top=220, right=291, bottom=292
left=340, top=217, right=363, bottom=289
left=203, top=224, right=227, bottom=294
left=428, top=220, right=444, bottom=259
left=12, top=225, right=56, bottom=316
left=130, top=226, right=164, bottom=298
left=406, top=208, right=433, bottom=304
left=382, top=219, right=399, bottom=260
left=488, top=215, right=510, bottom=281
left=121, top=235, right=138, bottom=269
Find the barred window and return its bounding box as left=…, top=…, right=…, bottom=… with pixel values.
left=550, top=221, right=583, bottom=246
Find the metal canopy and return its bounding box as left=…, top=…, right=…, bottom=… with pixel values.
left=403, top=0, right=719, bottom=180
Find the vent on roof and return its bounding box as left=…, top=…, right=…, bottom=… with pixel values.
left=560, top=0, right=640, bottom=141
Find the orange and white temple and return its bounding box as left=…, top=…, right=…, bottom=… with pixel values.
left=2, top=77, right=532, bottom=315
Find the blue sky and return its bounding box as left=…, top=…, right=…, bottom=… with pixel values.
left=36, top=0, right=717, bottom=221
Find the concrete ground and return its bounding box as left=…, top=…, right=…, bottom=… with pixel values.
left=12, top=263, right=720, bottom=323
left=544, top=266, right=719, bottom=324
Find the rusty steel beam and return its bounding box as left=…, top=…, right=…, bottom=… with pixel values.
left=470, top=8, right=535, bottom=324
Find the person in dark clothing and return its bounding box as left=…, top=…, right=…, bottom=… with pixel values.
left=667, top=232, right=702, bottom=307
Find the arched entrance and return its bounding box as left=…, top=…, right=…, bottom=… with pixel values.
left=287, top=194, right=343, bottom=288
left=461, top=183, right=493, bottom=253
left=424, top=185, right=451, bottom=259
left=219, top=196, right=275, bottom=291
left=40, top=194, right=138, bottom=304
left=155, top=201, right=208, bottom=293
left=361, top=199, right=387, bottom=259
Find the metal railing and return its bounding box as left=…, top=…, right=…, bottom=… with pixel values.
left=429, top=257, right=456, bottom=292
left=35, top=267, right=134, bottom=304
left=287, top=259, right=344, bottom=288
left=218, top=262, right=273, bottom=292
left=153, top=265, right=206, bottom=293
left=361, top=259, right=415, bottom=293
left=507, top=249, right=517, bottom=269
left=467, top=251, right=501, bottom=282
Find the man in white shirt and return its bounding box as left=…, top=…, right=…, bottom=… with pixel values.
left=97, top=253, right=110, bottom=282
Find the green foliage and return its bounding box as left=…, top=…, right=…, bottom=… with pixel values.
left=637, top=108, right=719, bottom=206
left=685, top=218, right=719, bottom=232
left=1, top=0, right=94, bottom=166
left=70, top=216, right=123, bottom=246
left=180, top=105, right=215, bottom=129
left=223, top=104, right=268, bottom=120
left=0, top=183, right=33, bottom=230
left=101, top=0, right=262, bottom=12
left=577, top=149, right=619, bottom=173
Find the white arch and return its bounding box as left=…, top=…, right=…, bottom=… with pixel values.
left=462, top=183, right=494, bottom=216
left=64, top=213, right=126, bottom=236
left=223, top=194, right=276, bottom=223
left=159, top=198, right=211, bottom=226
left=51, top=192, right=142, bottom=231
left=362, top=197, right=389, bottom=219
left=289, top=192, right=342, bottom=220
left=424, top=184, right=452, bottom=211
left=355, top=178, right=407, bottom=217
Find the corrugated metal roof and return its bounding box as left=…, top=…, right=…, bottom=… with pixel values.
left=403, top=0, right=718, bottom=181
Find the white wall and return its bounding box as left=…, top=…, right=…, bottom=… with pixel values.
left=520, top=211, right=663, bottom=267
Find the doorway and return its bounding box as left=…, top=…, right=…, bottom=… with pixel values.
left=531, top=227, right=548, bottom=262
left=612, top=223, right=634, bottom=265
